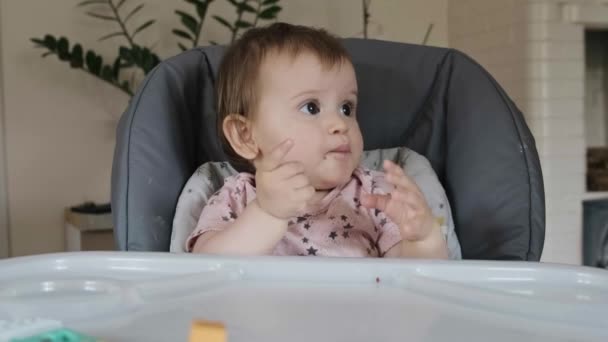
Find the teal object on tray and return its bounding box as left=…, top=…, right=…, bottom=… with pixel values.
left=11, top=328, right=97, bottom=342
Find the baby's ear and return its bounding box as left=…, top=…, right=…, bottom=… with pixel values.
left=222, top=114, right=259, bottom=160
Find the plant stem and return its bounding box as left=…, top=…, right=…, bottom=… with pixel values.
left=231, top=0, right=247, bottom=43
left=362, top=0, right=371, bottom=39
left=252, top=0, right=262, bottom=27
left=422, top=23, right=434, bottom=45
left=192, top=0, right=212, bottom=48
left=107, top=0, right=136, bottom=48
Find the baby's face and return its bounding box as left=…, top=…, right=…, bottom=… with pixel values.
left=251, top=51, right=363, bottom=190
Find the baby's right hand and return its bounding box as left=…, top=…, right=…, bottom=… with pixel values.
left=255, top=139, right=316, bottom=219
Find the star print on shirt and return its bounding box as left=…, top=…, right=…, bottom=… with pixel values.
left=302, top=237, right=309, bottom=244
left=297, top=216, right=307, bottom=223
left=341, top=215, right=348, bottom=221
left=329, top=231, right=338, bottom=240
left=374, top=209, right=381, bottom=217
left=342, top=231, right=350, bottom=238
left=343, top=223, right=353, bottom=229
left=304, top=223, right=311, bottom=230
left=307, top=246, right=318, bottom=255
left=379, top=218, right=387, bottom=226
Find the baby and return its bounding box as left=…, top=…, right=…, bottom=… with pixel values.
left=187, top=23, right=461, bottom=259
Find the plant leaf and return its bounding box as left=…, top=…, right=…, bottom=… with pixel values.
left=70, top=44, right=84, bottom=68
left=101, top=65, right=113, bottom=81
left=112, top=56, right=122, bottom=79
left=57, top=37, right=70, bottom=60
left=77, top=0, right=107, bottom=7
left=124, top=3, right=144, bottom=23
left=213, top=15, right=233, bottom=30
left=172, top=29, right=193, bottom=40
left=86, top=11, right=117, bottom=21
left=131, top=45, right=142, bottom=63
left=43, top=35, right=57, bottom=50
left=119, top=46, right=132, bottom=62
left=141, top=48, right=153, bottom=72
left=235, top=20, right=252, bottom=28
left=86, top=50, right=102, bottom=75
left=176, top=10, right=198, bottom=35
left=98, top=31, right=125, bottom=42
left=132, top=19, right=155, bottom=38
left=196, top=2, right=210, bottom=19
left=94, top=55, right=103, bottom=75
left=178, top=42, right=188, bottom=51
left=30, top=38, right=45, bottom=46
left=262, top=0, right=279, bottom=5
left=259, top=5, right=281, bottom=19
left=238, top=2, right=256, bottom=13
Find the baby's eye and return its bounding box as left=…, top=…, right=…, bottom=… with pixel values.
left=341, top=102, right=354, bottom=116
left=299, top=101, right=320, bottom=115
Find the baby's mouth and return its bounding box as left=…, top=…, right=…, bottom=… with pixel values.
left=326, top=144, right=352, bottom=160
left=330, top=144, right=351, bottom=153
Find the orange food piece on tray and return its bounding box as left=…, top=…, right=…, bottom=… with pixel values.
left=189, top=320, right=226, bottom=342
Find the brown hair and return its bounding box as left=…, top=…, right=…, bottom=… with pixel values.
left=216, top=22, right=353, bottom=173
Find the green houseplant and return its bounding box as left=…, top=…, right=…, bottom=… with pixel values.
left=30, top=0, right=282, bottom=97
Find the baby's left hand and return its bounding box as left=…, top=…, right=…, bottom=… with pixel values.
left=361, top=160, right=436, bottom=242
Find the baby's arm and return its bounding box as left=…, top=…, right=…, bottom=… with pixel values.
left=191, top=139, right=315, bottom=256
left=191, top=199, right=288, bottom=255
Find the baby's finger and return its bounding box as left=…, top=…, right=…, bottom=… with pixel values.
left=360, top=193, right=391, bottom=212
left=384, top=161, right=421, bottom=194
left=275, top=161, right=305, bottom=180
left=294, top=185, right=316, bottom=201
left=260, top=139, right=293, bottom=171
left=287, top=173, right=310, bottom=189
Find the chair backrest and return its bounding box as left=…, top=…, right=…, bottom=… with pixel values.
left=112, top=38, right=545, bottom=260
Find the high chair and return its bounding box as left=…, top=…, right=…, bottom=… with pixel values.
left=111, top=39, right=545, bottom=260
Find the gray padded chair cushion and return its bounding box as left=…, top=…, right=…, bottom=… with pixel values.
left=112, top=38, right=545, bottom=260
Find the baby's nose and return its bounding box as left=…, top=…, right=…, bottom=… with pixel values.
left=328, top=114, right=348, bottom=134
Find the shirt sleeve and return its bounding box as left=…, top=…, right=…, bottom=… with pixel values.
left=185, top=175, right=251, bottom=252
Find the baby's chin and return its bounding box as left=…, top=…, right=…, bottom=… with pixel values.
left=313, top=168, right=356, bottom=190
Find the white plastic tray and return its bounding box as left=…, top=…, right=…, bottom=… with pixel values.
left=0, top=252, right=607, bottom=341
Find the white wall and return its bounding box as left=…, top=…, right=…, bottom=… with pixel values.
left=1, top=0, right=447, bottom=256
